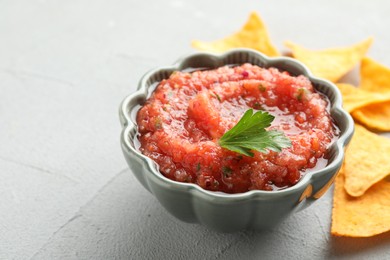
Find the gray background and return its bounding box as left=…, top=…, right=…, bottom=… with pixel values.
left=1, top=0, right=390, bottom=259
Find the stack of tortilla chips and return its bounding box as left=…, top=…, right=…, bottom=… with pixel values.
left=192, top=12, right=390, bottom=237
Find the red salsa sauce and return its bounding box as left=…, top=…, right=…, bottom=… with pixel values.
left=136, top=64, right=338, bottom=193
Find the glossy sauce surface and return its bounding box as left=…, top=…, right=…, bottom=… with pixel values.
left=137, top=64, right=338, bottom=193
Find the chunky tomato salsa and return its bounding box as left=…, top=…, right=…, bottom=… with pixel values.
left=136, top=64, right=338, bottom=193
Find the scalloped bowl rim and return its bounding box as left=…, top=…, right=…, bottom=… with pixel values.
left=120, top=48, right=354, bottom=202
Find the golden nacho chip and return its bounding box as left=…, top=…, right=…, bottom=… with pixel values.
left=332, top=168, right=390, bottom=237
left=352, top=103, right=390, bottom=131
left=344, top=124, right=390, bottom=197
left=284, top=38, right=373, bottom=82
left=336, top=83, right=390, bottom=113
left=192, top=12, right=280, bottom=56
left=361, top=56, right=390, bottom=93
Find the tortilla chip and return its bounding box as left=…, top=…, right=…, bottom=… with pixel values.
left=332, top=169, right=390, bottom=237
left=361, top=56, right=390, bottom=93
left=285, top=38, right=373, bottom=82
left=192, top=12, right=280, bottom=56
left=336, top=83, right=390, bottom=113
left=344, top=124, right=390, bottom=197
left=352, top=103, right=390, bottom=131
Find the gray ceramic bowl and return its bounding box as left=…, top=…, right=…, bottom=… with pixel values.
left=119, top=49, right=354, bottom=232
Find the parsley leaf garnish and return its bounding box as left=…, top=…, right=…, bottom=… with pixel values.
left=218, top=109, right=292, bottom=157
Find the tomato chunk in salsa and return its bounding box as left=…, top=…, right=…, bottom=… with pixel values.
left=136, top=64, right=338, bottom=193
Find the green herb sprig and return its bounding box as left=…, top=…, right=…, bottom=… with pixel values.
left=218, top=109, right=291, bottom=157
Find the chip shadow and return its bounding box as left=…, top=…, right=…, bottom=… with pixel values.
left=329, top=231, right=390, bottom=257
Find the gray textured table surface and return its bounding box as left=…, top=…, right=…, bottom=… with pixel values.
left=1, top=0, right=390, bottom=259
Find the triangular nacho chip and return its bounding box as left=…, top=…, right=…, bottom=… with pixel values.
left=344, top=124, right=390, bottom=197
left=361, top=56, right=390, bottom=93
left=352, top=103, right=390, bottom=131
left=332, top=168, right=390, bottom=237
left=192, top=12, right=280, bottom=56
left=285, top=38, right=373, bottom=82
left=336, top=83, right=390, bottom=113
